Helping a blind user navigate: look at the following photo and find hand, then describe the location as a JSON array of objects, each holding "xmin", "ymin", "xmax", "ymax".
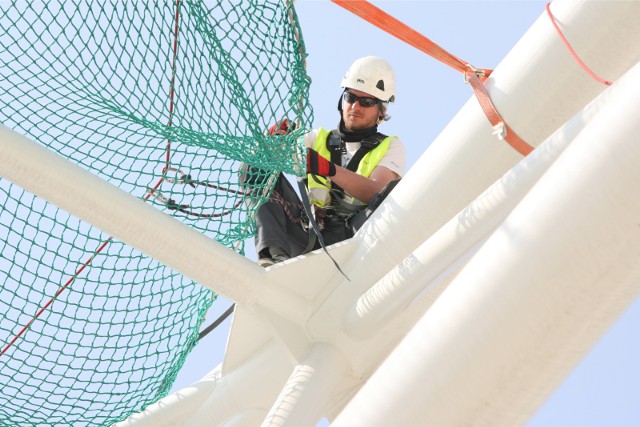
[
  {"xmin": 307, "ymin": 148, "xmax": 336, "ymax": 177},
  {"xmin": 268, "ymin": 118, "xmax": 295, "ymax": 135}
]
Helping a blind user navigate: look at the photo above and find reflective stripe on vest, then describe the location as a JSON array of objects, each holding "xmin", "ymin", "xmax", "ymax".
[{"xmin": 307, "ymin": 128, "xmax": 393, "ymax": 207}]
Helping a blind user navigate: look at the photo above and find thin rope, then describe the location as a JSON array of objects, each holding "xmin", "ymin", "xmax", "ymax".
[
  {"xmin": 546, "ymin": 2, "xmax": 612, "ymax": 86},
  {"xmin": 0, "ymin": 239, "xmax": 112, "ymax": 357}
]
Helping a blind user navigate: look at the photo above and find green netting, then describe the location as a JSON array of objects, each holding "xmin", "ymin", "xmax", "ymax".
[{"xmin": 0, "ymin": 1, "xmax": 312, "ymax": 426}]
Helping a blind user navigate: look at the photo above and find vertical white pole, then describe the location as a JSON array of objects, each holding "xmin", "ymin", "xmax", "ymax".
[{"xmin": 261, "ymin": 343, "xmax": 346, "ymax": 427}]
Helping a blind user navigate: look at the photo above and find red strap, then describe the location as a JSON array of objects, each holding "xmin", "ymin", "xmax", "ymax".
[
  {"xmin": 331, "ymin": 0, "xmax": 535, "ymax": 156},
  {"xmin": 465, "ymin": 71, "xmax": 534, "ymax": 156},
  {"xmin": 331, "ymin": 0, "xmax": 491, "ymax": 79}
]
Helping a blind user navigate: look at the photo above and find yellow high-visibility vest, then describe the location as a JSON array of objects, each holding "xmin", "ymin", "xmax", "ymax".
[{"xmin": 307, "ymin": 128, "xmax": 393, "ymax": 207}]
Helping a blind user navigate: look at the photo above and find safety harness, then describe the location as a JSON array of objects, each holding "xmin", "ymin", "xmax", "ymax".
[
  {"xmin": 307, "ymin": 128, "xmax": 393, "ymax": 215},
  {"xmin": 297, "ymin": 128, "xmax": 396, "ymax": 279}
]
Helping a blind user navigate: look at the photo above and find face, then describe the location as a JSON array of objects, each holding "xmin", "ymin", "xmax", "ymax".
[{"xmin": 341, "ymin": 88, "xmax": 385, "ymax": 131}]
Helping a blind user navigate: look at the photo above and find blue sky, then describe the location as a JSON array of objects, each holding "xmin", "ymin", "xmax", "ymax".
[{"xmin": 172, "ymin": 1, "xmax": 640, "ymax": 425}]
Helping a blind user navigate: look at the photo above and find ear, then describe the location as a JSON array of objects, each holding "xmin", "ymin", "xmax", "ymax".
[{"xmin": 378, "ymin": 105, "xmax": 387, "ymax": 120}]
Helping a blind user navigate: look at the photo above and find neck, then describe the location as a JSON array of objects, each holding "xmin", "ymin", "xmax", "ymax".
[{"xmin": 338, "ymin": 119, "xmax": 378, "ymax": 142}]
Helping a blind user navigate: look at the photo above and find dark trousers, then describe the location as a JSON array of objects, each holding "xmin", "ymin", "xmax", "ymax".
[{"xmin": 254, "ymin": 174, "xmax": 352, "ymax": 258}]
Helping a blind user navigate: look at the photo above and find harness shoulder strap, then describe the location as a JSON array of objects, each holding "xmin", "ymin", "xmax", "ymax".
[
  {"xmin": 324, "ymin": 130, "xmax": 389, "ymax": 205},
  {"xmin": 326, "ymin": 130, "xmax": 388, "ymax": 170},
  {"xmin": 345, "ymin": 132, "xmax": 388, "ymax": 172},
  {"xmin": 326, "ymin": 130, "xmax": 343, "ymax": 166}
]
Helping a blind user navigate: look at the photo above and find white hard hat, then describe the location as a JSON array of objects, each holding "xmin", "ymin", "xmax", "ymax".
[{"xmin": 340, "ymin": 56, "xmax": 396, "ymax": 102}]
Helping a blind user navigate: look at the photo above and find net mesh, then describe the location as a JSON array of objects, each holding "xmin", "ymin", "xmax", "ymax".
[{"xmin": 0, "ymin": 1, "xmax": 312, "ymax": 426}]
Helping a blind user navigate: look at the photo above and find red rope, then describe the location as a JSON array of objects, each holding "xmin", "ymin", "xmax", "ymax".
[
  {"xmin": 0, "ymin": 1, "xmax": 183, "ymax": 359},
  {"xmin": 162, "ymin": 0, "xmax": 182, "ymax": 174},
  {"xmin": 146, "ymin": 0, "xmax": 246, "ymax": 219},
  {"xmin": 545, "ymin": 2, "xmax": 612, "ymax": 86},
  {"xmin": 0, "ymin": 239, "xmax": 112, "ymax": 357}
]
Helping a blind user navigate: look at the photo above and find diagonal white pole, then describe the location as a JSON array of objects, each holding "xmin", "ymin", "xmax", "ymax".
[
  {"xmin": 0, "ymin": 125, "xmax": 310, "ymax": 324},
  {"xmin": 332, "ymin": 59, "xmax": 640, "ymax": 427}
]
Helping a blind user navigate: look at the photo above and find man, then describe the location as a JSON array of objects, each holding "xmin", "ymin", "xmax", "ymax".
[{"xmin": 254, "ymin": 56, "xmax": 406, "ymax": 267}]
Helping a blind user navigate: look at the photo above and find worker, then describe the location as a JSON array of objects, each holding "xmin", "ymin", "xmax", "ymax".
[{"xmin": 252, "ymin": 56, "xmax": 406, "ymax": 267}]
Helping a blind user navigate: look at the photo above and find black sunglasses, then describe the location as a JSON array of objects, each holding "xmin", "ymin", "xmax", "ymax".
[{"xmin": 342, "ymin": 91, "xmax": 380, "ymax": 108}]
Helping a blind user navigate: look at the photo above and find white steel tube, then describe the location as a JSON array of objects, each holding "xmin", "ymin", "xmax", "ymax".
[
  {"xmin": 344, "ymin": 60, "xmax": 611, "ymax": 339},
  {"xmin": 362, "ymin": 0, "xmax": 640, "ymax": 256},
  {"xmin": 121, "ymin": 339, "xmax": 293, "ymax": 427},
  {"xmin": 262, "ymin": 343, "xmax": 346, "ymax": 427},
  {"xmin": 182, "ymin": 339, "xmax": 293, "ymax": 427},
  {"xmin": 332, "ymin": 60, "xmax": 640, "ymax": 427},
  {"xmin": 112, "ymin": 366, "xmax": 220, "ymax": 427},
  {"xmin": 0, "ymin": 126, "xmax": 310, "ymax": 324},
  {"xmin": 308, "ymin": 0, "xmax": 640, "ymax": 338}
]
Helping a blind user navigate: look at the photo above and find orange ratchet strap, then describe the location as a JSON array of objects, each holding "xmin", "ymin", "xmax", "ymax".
[{"xmin": 331, "ymin": 0, "xmax": 534, "ymax": 156}]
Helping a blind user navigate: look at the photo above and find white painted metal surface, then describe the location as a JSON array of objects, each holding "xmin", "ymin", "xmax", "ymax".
[
  {"xmin": 0, "ymin": 124, "xmax": 309, "ymax": 325},
  {"xmin": 332, "ymin": 58, "xmax": 640, "ymax": 427},
  {"xmin": 2, "ymin": 1, "xmax": 640, "ymax": 426}
]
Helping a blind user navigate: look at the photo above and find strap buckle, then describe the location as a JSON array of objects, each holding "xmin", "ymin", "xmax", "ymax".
[
  {"xmin": 492, "ymin": 122, "xmax": 507, "ymax": 140},
  {"xmin": 463, "ymin": 64, "xmax": 486, "ymax": 83}
]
